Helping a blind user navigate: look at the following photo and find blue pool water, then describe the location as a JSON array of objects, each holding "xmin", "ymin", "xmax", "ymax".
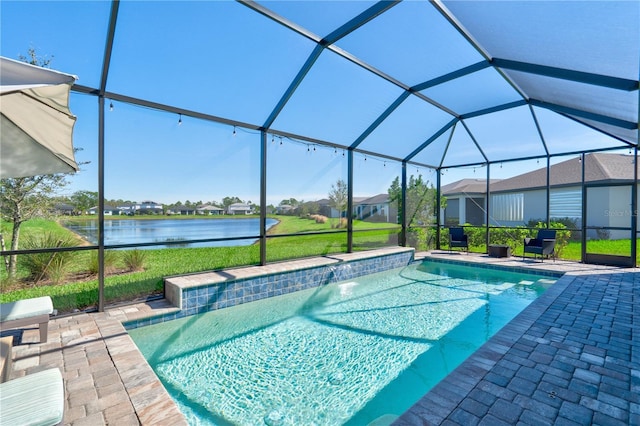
[
  {"xmin": 129, "ymin": 261, "xmax": 557, "ymax": 425},
  {"xmin": 63, "ymin": 218, "xmax": 278, "ymax": 248}
]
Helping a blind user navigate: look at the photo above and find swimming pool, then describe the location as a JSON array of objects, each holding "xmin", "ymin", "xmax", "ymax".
[{"xmin": 129, "ymin": 261, "xmax": 558, "ymax": 425}]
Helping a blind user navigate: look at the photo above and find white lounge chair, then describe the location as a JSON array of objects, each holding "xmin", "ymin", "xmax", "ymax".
[
  {"xmin": 0, "ymin": 296, "xmax": 53, "ymax": 343},
  {"xmin": 0, "ymin": 368, "xmax": 64, "ymax": 425}
]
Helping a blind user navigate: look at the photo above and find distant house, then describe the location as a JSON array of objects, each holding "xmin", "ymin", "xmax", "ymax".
[
  {"xmin": 118, "ymin": 201, "xmax": 164, "ymax": 215},
  {"xmin": 227, "ymin": 203, "xmax": 253, "ymax": 215},
  {"xmin": 197, "ymin": 205, "xmax": 225, "ymax": 215},
  {"xmin": 353, "ymin": 194, "xmax": 396, "ymax": 223},
  {"xmin": 52, "ymin": 203, "xmax": 76, "ymax": 216},
  {"xmin": 137, "ymin": 201, "xmax": 164, "ymax": 215},
  {"xmin": 166, "ymin": 206, "xmax": 191, "ymax": 215},
  {"xmin": 442, "ymin": 153, "xmax": 638, "ymax": 239},
  {"xmin": 315, "ymin": 197, "xmax": 368, "ymax": 218},
  {"xmin": 117, "ymin": 203, "xmax": 136, "ymax": 215},
  {"xmin": 440, "ymin": 179, "xmax": 502, "ymax": 226},
  {"xmin": 313, "ymin": 195, "xmax": 393, "ymax": 220},
  {"xmin": 316, "ymin": 199, "xmax": 336, "ymax": 218},
  {"xmin": 276, "ymin": 204, "xmax": 295, "ymax": 215},
  {"xmin": 88, "ymin": 205, "xmax": 121, "ymax": 215}
]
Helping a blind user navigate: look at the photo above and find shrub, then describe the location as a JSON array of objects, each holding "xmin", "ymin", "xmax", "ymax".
[
  {"xmin": 407, "ymin": 227, "xmax": 436, "ymax": 251},
  {"xmin": 88, "ymin": 250, "xmax": 119, "ymax": 275},
  {"xmin": 489, "ymin": 226, "xmax": 529, "ymax": 253},
  {"xmin": 463, "ymin": 225, "xmax": 486, "ymax": 248},
  {"xmin": 19, "ymin": 232, "xmax": 79, "ymax": 285},
  {"xmin": 332, "ymin": 217, "xmax": 347, "ymax": 228},
  {"xmin": 122, "ymin": 249, "xmax": 147, "ymax": 272},
  {"xmin": 310, "ymin": 214, "xmax": 328, "ymax": 224},
  {"xmin": 406, "ymin": 228, "xmax": 424, "ymax": 250}
]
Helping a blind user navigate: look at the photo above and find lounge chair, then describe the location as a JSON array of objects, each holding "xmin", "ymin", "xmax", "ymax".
[
  {"xmin": 0, "ymin": 296, "xmax": 53, "ymax": 343},
  {"xmin": 0, "ymin": 336, "xmax": 12, "ymax": 383},
  {"xmin": 0, "ymin": 368, "xmax": 64, "ymax": 425},
  {"xmin": 523, "ymin": 229, "xmax": 556, "ymax": 262},
  {"xmin": 448, "ymin": 227, "xmax": 469, "ymax": 253}
]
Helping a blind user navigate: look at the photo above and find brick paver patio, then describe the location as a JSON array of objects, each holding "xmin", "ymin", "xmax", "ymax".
[
  {"xmin": 2, "ymin": 251, "xmax": 639, "ymax": 425},
  {"xmin": 396, "ymin": 254, "xmax": 640, "ymax": 426}
]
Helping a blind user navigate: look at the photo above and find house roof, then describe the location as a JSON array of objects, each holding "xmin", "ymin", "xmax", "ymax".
[
  {"xmin": 90, "ymin": 205, "xmax": 119, "ymax": 211},
  {"xmin": 441, "ymin": 179, "xmax": 502, "ymax": 195},
  {"xmin": 228, "ymin": 203, "xmax": 252, "ymax": 209},
  {"xmin": 491, "ymin": 153, "xmax": 637, "ymax": 193},
  {"xmin": 197, "ymin": 205, "xmax": 224, "ymax": 211},
  {"xmin": 443, "ymin": 153, "xmax": 638, "ymax": 195},
  {"xmin": 54, "ymin": 203, "xmax": 75, "ymax": 211},
  {"xmin": 356, "ymin": 194, "xmax": 389, "ymax": 205}
]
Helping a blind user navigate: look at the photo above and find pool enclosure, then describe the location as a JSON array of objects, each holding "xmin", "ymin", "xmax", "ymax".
[{"xmin": 1, "ymin": 1, "xmax": 638, "ymax": 311}]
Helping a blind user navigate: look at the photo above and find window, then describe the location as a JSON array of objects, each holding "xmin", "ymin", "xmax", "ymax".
[
  {"xmin": 491, "ymin": 193, "xmax": 524, "ymax": 222},
  {"xmin": 550, "ymin": 189, "xmax": 581, "ymax": 219}
]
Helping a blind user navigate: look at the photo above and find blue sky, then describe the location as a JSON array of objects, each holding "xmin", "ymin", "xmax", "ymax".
[{"xmin": 1, "ymin": 1, "xmax": 629, "ymax": 206}]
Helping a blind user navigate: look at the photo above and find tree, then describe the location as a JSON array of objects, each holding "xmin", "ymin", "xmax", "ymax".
[
  {"xmin": 1, "ymin": 175, "xmax": 70, "ymax": 276},
  {"xmin": 388, "ymin": 174, "xmax": 445, "ymax": 250},
  {"xmin": 279, "ymin": 198, "xmax": 299, "ymax": 206},
  {"xmin": 18, "ymin": 48, "xmax": 53, "ymax": 69},
  {"xmin": 328, "ymin": 179, "xmax": 348, "ymax": 224},
  {"xmin": 0, "ymin": 49, "xmax": 72, "ymax": 277},
  {"xmin": 70, "ymin": 190, "xmax": 98, "ymax": 214},
  {"xmin": 299, "ymin": 201, "xmax": 319, "ymax": 217},
  {"xmin": 388, "ymin": 174, "xmax": 442, "ymax": 226}
]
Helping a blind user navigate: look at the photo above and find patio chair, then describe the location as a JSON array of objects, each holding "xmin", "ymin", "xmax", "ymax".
[
  {"xmin": 448, "ymin": 227, "xmax": 469, "ymax": 253},
  {"xmin": 0, "ymin": 368, "xmax": 64, "ymax": 425},
  {"xmin": 523, "ymin": 229, "xmax": 556, "ymax": 262},
  {"xmin": 0, "ymin": 296, "xmax": 53, "ymax": 343}
]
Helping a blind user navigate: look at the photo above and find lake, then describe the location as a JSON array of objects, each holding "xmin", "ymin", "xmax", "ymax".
[{"xmin": 62, "ymin": 218, "xmax": 279, "ymax": 249}]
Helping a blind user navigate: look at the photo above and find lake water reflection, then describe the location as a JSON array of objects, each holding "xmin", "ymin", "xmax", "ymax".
[{"xmin": 63, "ymin": 218, "xmax": 278, "ymax": 249}]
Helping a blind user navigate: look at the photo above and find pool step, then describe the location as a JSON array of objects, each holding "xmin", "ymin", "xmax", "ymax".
[{"xmin": 368, "ymin": 414, "xmax": 399, "ymax": 426}]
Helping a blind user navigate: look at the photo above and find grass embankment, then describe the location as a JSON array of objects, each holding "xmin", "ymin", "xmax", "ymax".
[{"xmin": 0, "ymin": 215, "xmax": 398, "ymax": 312}]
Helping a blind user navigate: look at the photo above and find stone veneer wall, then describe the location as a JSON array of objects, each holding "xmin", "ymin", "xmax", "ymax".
[{"xmin": 124, "ymin": 249, "xmax": 414, "ymax": 330}]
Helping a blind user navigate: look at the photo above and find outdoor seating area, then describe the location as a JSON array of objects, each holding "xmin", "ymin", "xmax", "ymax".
[
  {"xmin": 448, "ymin": 227, "xmax": 469, "ymax": 253},
  {"xmin": 0, "ymin": 296, "xmax": 54, "ymax": 343},
  {"xmin": 0, "ymin": 368, "xmax": 65, "ymax": 426},
  {"xmin": 523, "ymin": 229, "xmax": 557, "ymax": 262}
]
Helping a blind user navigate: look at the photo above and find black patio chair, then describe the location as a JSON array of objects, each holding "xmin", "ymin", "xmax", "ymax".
[
  {"xmin": 523, "ymin": 229, "xmax": 556, "ymax": 262},
  {"xmin": 448, "ymin": 227, "xmax": 468, "ymax": 253}
]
